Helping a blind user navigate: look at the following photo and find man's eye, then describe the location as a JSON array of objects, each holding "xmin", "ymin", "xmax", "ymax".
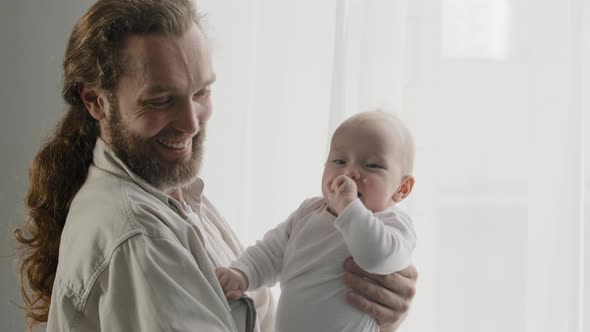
[
  {"xmin": 332, "ymin": 160, "xmax": 345, "ymax": 165},
  {"xmin": 148, "ymin": 97, "xmax": 173, "ymax": 107}
]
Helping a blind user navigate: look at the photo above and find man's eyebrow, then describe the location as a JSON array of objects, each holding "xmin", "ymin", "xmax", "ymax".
[
  {"xmin": 142, "ymin": 84, "xmax": 178, "ymax": 95},
  {"xmin": 142, "ymin": 74, "xmax": 216, "ymax": 96}
]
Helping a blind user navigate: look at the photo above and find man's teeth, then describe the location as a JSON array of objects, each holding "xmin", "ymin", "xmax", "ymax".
[{"xmin": 157, "ymin": 138, "xmax": 190, "ymax": 149}]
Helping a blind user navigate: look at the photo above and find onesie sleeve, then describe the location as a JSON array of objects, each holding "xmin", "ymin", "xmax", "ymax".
[
  {"xmin": 333, "ymin": 199, "xmax": 416, "ymax": 274},
  {"xmin": 230, "ymin": 198, "xmax": 321, "ymax": 290}
]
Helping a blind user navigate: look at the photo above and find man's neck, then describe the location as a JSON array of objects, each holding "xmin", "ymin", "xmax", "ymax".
[{"xmin": 168, "ymin": 188, "xmax": 184, "ymax": 203}]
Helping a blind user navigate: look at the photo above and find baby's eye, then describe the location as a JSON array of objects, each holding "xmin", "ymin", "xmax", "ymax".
[
  {"xmin": 195, "ymin": 85, "xmax": 212, "ymax": 99},
  {"xmin": 365, "ymin": 163, "xmax": 383, "ymax": 169}
]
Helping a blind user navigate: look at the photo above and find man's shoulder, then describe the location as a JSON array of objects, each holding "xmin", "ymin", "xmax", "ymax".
[
  {"xmin": 66, "ymin": 165, "xmax": 174, "ymax": 238},
  {"xmin": 55, "ymin": 165, "xmax": 182, "ymax": 306}
]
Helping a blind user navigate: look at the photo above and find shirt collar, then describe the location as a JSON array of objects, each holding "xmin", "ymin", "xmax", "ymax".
[
  {"xmin": 92, "ymin": 137, "xmax": 206, "ymax": 214},
  {"xmin": 183, "ymin": 177, "xmax": 205, "ymax": 207}
]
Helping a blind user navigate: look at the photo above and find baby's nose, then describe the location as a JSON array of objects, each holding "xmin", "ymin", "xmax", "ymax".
[{"xmin": 344, "ymin": 165, "xmax": 361, "ymax": 179}]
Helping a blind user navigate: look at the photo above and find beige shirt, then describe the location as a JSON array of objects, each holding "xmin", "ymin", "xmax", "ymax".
[
  {"xmin": 47, "ymin": 138, "xmax": 275, "ymax": 332},
  {"xmin": 183, "ymin": 185, "xmax": 276, "ymax": 332}
]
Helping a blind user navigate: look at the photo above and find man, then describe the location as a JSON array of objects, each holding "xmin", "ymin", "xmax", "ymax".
[{"xmin": 15, "ymin": 0, "xmax": 417, "ymax": 331}]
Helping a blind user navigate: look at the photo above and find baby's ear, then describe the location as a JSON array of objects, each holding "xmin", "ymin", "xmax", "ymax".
[{"xmin": 393, "ymin": 176, "xmax": 415, "ymax": 202}]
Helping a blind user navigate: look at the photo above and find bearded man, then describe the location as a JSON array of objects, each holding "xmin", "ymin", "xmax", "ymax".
[{"xmin": 15, "ymin": 1, "xmax": 417, "ymax": 331}]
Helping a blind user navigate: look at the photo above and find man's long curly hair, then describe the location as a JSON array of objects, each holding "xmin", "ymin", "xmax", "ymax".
[{"xmin": 13, "ymin": 0, "xmax": 198, "ymax": 328}]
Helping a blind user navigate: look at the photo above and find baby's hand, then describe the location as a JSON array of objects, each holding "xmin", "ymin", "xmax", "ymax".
[
  {"xmin": 215, "ymin": 267, "xmax": 249, "ymax": 300},
  {"xmin": 325, "ymin": 175, "xmax": 357, "ymax": 215}
]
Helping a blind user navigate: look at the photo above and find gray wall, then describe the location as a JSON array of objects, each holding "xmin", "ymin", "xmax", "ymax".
[{"xmin": 0, "ymin": 1, "xmax": 94, "ymax": 330}]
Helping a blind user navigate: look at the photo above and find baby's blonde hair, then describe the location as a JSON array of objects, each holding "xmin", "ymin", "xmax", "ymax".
[{"xmin": 341, "ymin": 110, "xmax": 414, "ymax": 176}]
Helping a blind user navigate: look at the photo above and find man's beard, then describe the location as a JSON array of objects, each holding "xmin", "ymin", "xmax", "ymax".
[{"xmin": 106, "ymin": 102, "xmax": 205, "ymax": 192}]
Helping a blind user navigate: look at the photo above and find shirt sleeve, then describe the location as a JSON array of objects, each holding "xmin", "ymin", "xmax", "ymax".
[
  {"xmin": 90, "ymin": 234, "xmax": 238, "ymax": 332},
  {"xmin": 333, "ymin": 199, "xmax": 416, "ymax": 274}
]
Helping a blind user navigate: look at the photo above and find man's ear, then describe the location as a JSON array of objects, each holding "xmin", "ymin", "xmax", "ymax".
[
  {"xmin": 78, "ymin": 83, "xmax": 109, "ymax": 121},
  {"xmin": 393, "ymin": 176, "xmax": 415, "ymax": 203}
]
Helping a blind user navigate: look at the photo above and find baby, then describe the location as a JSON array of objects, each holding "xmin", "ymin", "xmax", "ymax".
[{"xmin": 216, "ymin": 111, "xmax": 416, "ymax": 332}]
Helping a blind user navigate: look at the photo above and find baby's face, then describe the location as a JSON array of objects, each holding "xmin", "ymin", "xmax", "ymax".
[{"xmin": 321, "ymin": 118, "xmax": 407, "ymax": 213}]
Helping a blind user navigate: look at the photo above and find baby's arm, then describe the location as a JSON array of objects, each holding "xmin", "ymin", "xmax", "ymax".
[
  {"xmin": 335, "ymin": 199, "xmax": 415, "ymax": 274},
  {"xmin": 215, "ymin": 267, "xmax": 249, "ymax": 300},
  {"xmin": 228, "ymin": 220, "xmax": 289, "ymax": 291},
  {"xmin": 224, "ymin": 199, "xmax": 317, "ymax": 291},
  {"xmin": 326, "ymin": 175, "xmax": 416, "ymax": 274}
]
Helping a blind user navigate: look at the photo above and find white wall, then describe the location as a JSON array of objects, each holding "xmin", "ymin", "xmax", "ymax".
[{"xmin": 0, "ymin": 1, "xmax": 95, "ymax": 331}]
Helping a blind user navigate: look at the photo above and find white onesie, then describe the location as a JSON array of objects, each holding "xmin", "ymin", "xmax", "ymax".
[{"xmin": 230, "ymin": 197, "xmax": 416, "ymax": 332}]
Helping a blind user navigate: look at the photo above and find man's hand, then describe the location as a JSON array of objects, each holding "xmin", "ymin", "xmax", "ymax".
[
  {"xmin": 343, "ymin": 258, "xmax": 418, "ymax": 332},
  {"xmin": 324, "ymin": 175, "xmax": 358, "ymax": 215},
  {"xmin": 215, "ymin": 267, "xmax": 249, "ymax": 300}
]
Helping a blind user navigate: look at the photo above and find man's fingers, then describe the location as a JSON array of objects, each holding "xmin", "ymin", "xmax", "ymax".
[
  {"xmin": 397, "ymin": 264, "xmax": 418, "ymax": 280},
  {"xmin": 343, "ymin": 258, "xmax": 417, "ymax": 331},
  {"xmin": 344, "ymin": 274, "xmax": 409, "ymax": 332},
  {"xmin": 346, "ymin": 290, "xmax": 390, "ymax": 318},
  {"xmin": 345, "ymin": 291, "xmax": 404, "ymax": 331},
  {"xmin": 343, "ymin": 258, "xmax": 388, "ymax": 283},
  {"xmin": 343, "ymin": 258, "xmax": 417, "ymax": 299},
  {"xmin": 344, "ymin": 271, "xmax": 406, "ymax": 311},
  {"xmin": 393, "ymin": 265, "xmax": 418, "ymax": 299}
]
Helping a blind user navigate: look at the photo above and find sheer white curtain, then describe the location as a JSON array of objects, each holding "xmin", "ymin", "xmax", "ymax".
[{"xmin": 197, "ymin": 0, "xmax": 588, "ymax": 331}]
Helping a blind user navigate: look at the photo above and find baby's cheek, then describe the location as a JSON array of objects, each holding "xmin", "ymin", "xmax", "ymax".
[
  {"xmin": 321, "ymin": 169, "xmax": 334, "ymax": 189},
  {"xmin": 320, "ymin": 180, "xmax": 330, "ymax": 198}
]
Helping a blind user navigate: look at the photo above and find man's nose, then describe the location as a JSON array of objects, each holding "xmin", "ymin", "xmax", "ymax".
[{"xmin": 173, "ymin": 100, "xmax": 201, "ymax": 135}]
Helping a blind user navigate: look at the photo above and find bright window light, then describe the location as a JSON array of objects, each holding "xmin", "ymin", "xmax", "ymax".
[{"xmin": 442, "ymin": 0, "xmax": 511, "ymax": 60}]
